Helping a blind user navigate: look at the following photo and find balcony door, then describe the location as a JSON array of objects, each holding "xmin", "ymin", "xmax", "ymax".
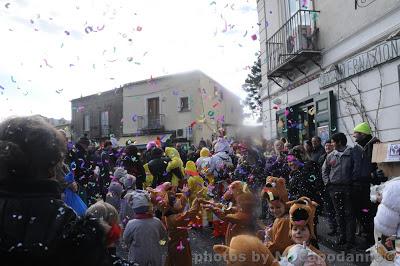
[{"xmin": 147, "ymin": 97, "xmax": 160, "ymax": 129}]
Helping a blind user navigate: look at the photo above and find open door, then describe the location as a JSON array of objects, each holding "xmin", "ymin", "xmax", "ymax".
[{"xmin": 313, "ymin": 90, "xmax": 336, "ymax": 144}]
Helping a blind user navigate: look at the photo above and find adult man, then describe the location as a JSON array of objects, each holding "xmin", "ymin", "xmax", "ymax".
[
  {"xmin": 318, "ymin": 140, "xmax": 337, "ymax": 236},
  {"xmin": 352, "ymin": 122, "xmax": 383, "ymax": 246},
  {"xmin": 311, "ymin": 136, "xmax": 326, "ymax": 164},
  {"xmin": 322, "ymin": 133, "xmax": 359, "ymax": 249}
]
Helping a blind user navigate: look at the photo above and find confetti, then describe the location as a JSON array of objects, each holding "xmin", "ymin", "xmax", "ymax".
[
  {"xmin": 176, "ymin": 241, "xmax": 185, "ymax": 252},
  {"xmin": 243, "ymin": 30, "xmax": 248, "ymax": 37},
  {"xmin": 159, "ymin": 240, "xmax": 166, "ymax": 246},
  {"xmin": 85, "ymin": 26, "xmax": 94, "ymax": 34},
  {"xmin": 207, "ymin": 110, "xmax": 215, "ymax": 117},
  {"xmin": 97, "ymin": 25, "xmax": 105, "ymax": 31},
  {"xmin": 131, "ymin": 114, "xmax": 137, "ymax": 122},
  {"xmin": 190, "ymin": 121, "xmax": 197, "ymax": 127},
  {"xmin": 222, "ymin": 19, "xmax": 227, "ymax": 33},
  {"xmin": 127, "ymin": 57, "xmax": 133, "ymax": 62},
  {"xmin": 136, "ymin": 26, "xmax": 142, "ymax": 31},
  {"xmin": 212, "ymin": 102, "xmax": 219, "ymax": 108},
  {"xmin": 251, "ymin": 34, "xmax": 257, "ymax": 41},
  {"xmin": 172, "ymin": 90, "xmax": 179, "ymax": 96},
  {"xmin": 284, "ymin": 109, "xmax": 290, "ymax": 116},
  {"xmin": 5, "ymin": 3, "xmax": 10, "ymax": 8},
  {"xmin": 56, "ymin": 89, "xmax": 63, "ymax": 94},
  {"xmin": 209, "ymin": 1, "xmax": 216, "ymax": 5},
  {"xmin": 43, "ymin": 59, "xmax": 53, "ymax": 68},
  {"xmin": 11, "ymin": 76, "xmax": 16, "ymax": 83}
]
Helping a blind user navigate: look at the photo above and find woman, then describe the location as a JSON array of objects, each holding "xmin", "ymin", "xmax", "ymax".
[{"xmin": 0, "ymin": 116, "xmax": 127, "ymax": 266}]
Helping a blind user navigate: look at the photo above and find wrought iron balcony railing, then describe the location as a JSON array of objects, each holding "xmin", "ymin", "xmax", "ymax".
[
  {"xmin": 266, "ymin": 9, "xmax": 321, "ymax": 77},
  {"xmin": 137, "ymin": 114, "xmax": 165, "ymax": 131}
]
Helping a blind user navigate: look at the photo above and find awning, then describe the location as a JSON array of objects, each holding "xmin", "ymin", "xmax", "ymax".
[{"xmin": 118, "ymin": 134, "xmax": 172, "ymax": 147}]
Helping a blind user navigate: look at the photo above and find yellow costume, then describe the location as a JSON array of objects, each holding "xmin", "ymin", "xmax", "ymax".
[{"xmin": 165, "ymin": 147, "xmax": 185, "ymax": 187}]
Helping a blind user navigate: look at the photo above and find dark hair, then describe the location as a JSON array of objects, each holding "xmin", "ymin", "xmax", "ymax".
[
  {"xmin": 312, "ymin": 136, "xmax": 321, "ymax": 142},
  {"xmin": 104, "ymin": 140, "xmax": 112, "ymax": 148},
  {"xmin": 78, "ymin": 133, "xmax": 90, "ymax": 146},
  {"xmin": 124, "ymin": 144, "xmax": 139, "ymax": 157},
  {"xmin": 0, "ymin": 116, "xmax": 66, "ymax": 181},
  {"xmin": 331, "ymin": 133, "xmax": 347, "ymax": 146},
  {"xmin": 304, "ymin": 140, "xmax": 312, "ymax": 146},
  {"xmin": 151, "ymin": 147, "xmax": 163, "ymax": 158},
  {"xmin": 325, "ymin": 139, "xmax": 332, "ymax": 144},
  {"xmin": 289, "ymin": 146, "xmax": 305, "ymax": 162},
  {"xmin": 280, "ymin": 137, "xmax": 287, "ymax": 144}
]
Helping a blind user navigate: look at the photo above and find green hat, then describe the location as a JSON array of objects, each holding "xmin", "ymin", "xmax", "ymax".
[{"xmin": 354, "ymin": 122, "xmax": 372, "ymax": 135}]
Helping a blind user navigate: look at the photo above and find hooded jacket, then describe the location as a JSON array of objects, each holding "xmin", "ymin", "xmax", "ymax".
[
  {"xmin": 322, "ymin": 146, "xmax": 360, "ymax": 186},
  {"xmin": 353, "ymin": 135, "xmax": 380, "ymax": 184}
]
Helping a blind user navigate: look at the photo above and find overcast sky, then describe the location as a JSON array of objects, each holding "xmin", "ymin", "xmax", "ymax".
[{"xmin": 0, "ymin": 0, "xmax": 260, "ymax": 121}]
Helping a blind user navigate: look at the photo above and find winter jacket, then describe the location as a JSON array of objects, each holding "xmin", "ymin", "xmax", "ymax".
[
  {"xmin": 211, "ymin": 151, "xmax": 233, "ymax": 179},
  {"xmin": 352, "ymin": 136, "xmax": 380, "ymax": 185},
  {"xmin": 0, "ymin": 178, "xmax": 123, "ymax": 266},
  {"xmin": 120, "ymin": 155, "xmax": 146, "ymax": 189},
  {"xmin": 322, "ymin": 146, "xmax": 360, "ymax": 186}
]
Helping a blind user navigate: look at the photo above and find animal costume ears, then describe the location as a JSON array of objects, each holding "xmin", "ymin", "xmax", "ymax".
[
  {"xmin": 287, "ymin": 197, "xmax": 319, "ymax": 240},
  {"xmin": 262, "ymin": 176, "xmax": 289, "ymax": 203}
]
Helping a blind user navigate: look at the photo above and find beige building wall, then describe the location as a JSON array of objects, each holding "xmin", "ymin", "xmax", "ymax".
[{"xmin": 123, "ymin": 71, "xmax": 243, "ymax": 145}]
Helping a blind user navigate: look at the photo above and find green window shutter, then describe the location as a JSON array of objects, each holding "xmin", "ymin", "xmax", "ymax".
[{"xmin": 313, "ymin": 90, "xmax": 337, "ymax": 143}]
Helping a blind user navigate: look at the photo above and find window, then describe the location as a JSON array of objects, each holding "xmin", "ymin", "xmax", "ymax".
[
  {"xmin": 84, "ymin": 114, "xmax": 90, "ymax": 132},
  {"xmin": 284, "ymin": 0, "xmax": 314, "ymax": 20},
  {"xmin": 100, "ymin": 111, "xmax": 109, "ymax": 136},
  {"xmin": 179, "ymin": 97, "xmax": 190, "ymax": 112}
]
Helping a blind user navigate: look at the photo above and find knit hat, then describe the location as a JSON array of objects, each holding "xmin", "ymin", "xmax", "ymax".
[
  {"xmin": 130, "ymin": 190, "xmax": 151, "ymax": 214},
  {"xmin": 146, "ymin": 141, "xmax": 156, "ymax": 151},
  {"xmin": 108, "ymin": 181, "xmax": 123, "ymax": 196},
  {"xmin": 354, "ymin": 122, "xmax": 372, "ymax": 135},
  {"xmin": 121, "ymin": 174, "xmax": 136, "ymax": 189},
  {"xmin": 200, "ymin": 147, "xmax": 210, "ymax": 157},
  {"xmin": 374, "ymin": 180, "xmax": 400, "ymax": 236},
  {"xmin": 113, "ymin": 167, "xmax": 127, "ymax": 181},
  {"xmin": 287, "ymin": 197, "xmax": 318, "ymax": 240}
]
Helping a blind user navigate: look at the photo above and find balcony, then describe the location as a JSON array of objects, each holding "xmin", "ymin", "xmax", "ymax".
[
  {"xmin": 266, "ymin": 9, "xmax": 321, "ymax": 78},
  {"xmin": 137, "ymin": 114, "xmax": 165, "ymax": 133}
]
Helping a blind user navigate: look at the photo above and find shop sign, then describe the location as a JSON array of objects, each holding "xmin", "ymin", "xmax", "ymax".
[{"xmin": 319, "ymin": 38, "xmax": 400, "ymax": 89}]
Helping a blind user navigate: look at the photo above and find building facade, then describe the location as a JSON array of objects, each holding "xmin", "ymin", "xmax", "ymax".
[
  {"xmin": 70, "ymin": 88, "xmax": 123, "ymax": 141},
  {"xmin": 122, "ymin": 70, "xmax": 243, "ymax": 147},
  {"xmin": 257, "ymin": 0, "xmax": 400, "ymax": 145}
]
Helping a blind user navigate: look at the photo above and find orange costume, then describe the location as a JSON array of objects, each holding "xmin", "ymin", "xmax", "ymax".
[
  {"xmin": 163, "ymin": 193, "xmax": 200, "ymax": 266},
  {"xmin": 263, "ymin": 176, "xmax": 294, "ymax": 257}
]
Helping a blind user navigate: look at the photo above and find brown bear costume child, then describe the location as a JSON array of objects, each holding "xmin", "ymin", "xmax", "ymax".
[
  {"xmin": 283, "ymin": 196, "xmax": 325, "ymax": 260},
  {"xmin": 213, "ymin": 234, "xmax": 280, "ymax": 266},
  {"xmin": 262, "ymin": 176, "xmax": 294, "ymax": 257}
]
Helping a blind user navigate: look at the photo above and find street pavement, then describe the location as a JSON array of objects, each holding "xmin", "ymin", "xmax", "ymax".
[{"xmin": 118, "ymin": 221, "xmax": 372, "ymax": 265}]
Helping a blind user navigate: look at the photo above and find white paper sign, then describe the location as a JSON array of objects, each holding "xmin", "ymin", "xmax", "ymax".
[{"xmin": 386, "ymin": 143, "xmax": 400, "ymax": 161}]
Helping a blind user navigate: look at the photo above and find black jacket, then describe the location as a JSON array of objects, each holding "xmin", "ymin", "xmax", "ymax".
[
  {"xmin": 0, "ymin": 178, "xmax": 125, "ymax": 266},
  {"xmin": 353, "ymin": 136, "xmax": 380, "ymax": 185},
  {"xmin": 147, "ymin": 156, "xmax": 171, "ymax": 187}
]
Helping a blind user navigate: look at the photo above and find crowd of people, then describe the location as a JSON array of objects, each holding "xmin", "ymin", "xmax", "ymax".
[{"xmin": 0, "ymin": 115, "xmax": 399, "ymax": 266}]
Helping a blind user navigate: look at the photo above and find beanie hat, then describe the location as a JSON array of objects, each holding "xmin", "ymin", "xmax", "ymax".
[
  {"xmin": 146, "ymin": 141, "xmax": 156, "ymax": 151},
  {"xmin": 354, "ymin": 122, "xmax": 372, "ymax": 135},
  {"xmin": 113, "ymin": 167, "xmax": 127, "ymax": 181},
  {"xmin": 121, "ymin": 174, "xmax": 136, "ymax": 189},
  {"xmin": 200, "ymin": 147, "xmax": 210, "ymax": 157},
  {"xmin": 151, "ymin": 147, "xmax": 163, "ymax": 158},
  {"xmin": 108, "ymin": 181, "xmax": 123, "ymax": 196},
  {"xmin": 374, "ymin": 180, "xmax": 400, "ymax": 236},
  {"xmin": 131, "ymin": 190, "xmax": 151, "ymax": 213}
]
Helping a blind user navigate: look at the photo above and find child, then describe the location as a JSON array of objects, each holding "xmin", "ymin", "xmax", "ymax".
[
  {"xmin": 262, "ymin": 176, "xmax": 294, "ymax": 258},
  {"xmin": 86, "ymin": 201, "xmax": 122, "ymax": 256},
  {"xmin": 195, "ymin": 147, "xmax": 214, "ymax": 185},
  {"xmin": 119, "ymin": 174, "xmax": 136, "ymax": 226},
  {"xmin": 163, "ymin": 191, "xmax": 201, "ymax": 266},
  {"xmin": 106, "ymin": 180, "xmax": 123, "ymax": 212},
  {"xmin": 184, "ymin": 160, "xmax": 206, "ymax": 228},
  {"xmin": 213, "ymin": 235, "xmax": 280, "ymax": 266},
  {"xmin": 281, "ymin": 197, "xmax": 325, "ymax": 262},
  {"xmin": 206, "ymin": 188, "xmax": 258, "ymax": 245},
  {"xmin": 123, "ymin": 190, "xmax": 166, "ymax": 266}
]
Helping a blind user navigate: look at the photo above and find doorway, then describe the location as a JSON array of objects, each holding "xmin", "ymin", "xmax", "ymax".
[{"xmin": 147, "ymin": 97, "xmax": 160, "ymax": 129}]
